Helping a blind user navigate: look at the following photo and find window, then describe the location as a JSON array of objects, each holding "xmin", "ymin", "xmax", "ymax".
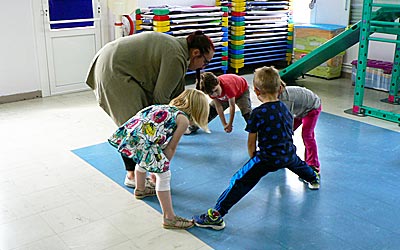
[
  {"xmin": 350, "ymin": 0, "xmax": 399, "ymax": 25},
  {"xmin": 49, "ymin": 0, "xmax": 94, "ymax": 29}
]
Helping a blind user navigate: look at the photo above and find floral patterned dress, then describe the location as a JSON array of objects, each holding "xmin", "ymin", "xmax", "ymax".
[{"xmin": 108, "ymin": 105, "xmax": 187, "ymax": 173}]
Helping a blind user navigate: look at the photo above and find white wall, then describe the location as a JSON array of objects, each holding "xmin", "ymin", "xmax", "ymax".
[
  {"xmin": 292, "ymin": 0, "xmax": 311, "ymax": 24},
  {"xmin": 0, "ymin": 0, "xmax": 215, "ymax": 98},
  {"xmin": 0, "ymin": 1, "xmax": 41, "ymax": 96},
  {"xmin": 310, "ymin": 0, "xmax": 350, "ymax": 27},
  {"xmin": 343, "ymin": 30, "xmax": 396, "ymax": 73}
]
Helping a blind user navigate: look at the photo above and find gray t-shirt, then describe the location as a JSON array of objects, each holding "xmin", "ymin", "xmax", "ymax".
[{"xmin": 278, "ymin": 86, "xmax": 321, "ymax": 118}]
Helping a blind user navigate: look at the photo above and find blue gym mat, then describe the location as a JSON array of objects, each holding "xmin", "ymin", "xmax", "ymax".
[{"xmin": 72, "ymin": 112, "xmax": 400, "ymax": 250}]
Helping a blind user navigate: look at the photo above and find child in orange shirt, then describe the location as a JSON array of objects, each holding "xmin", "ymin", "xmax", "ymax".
[{"xmin": 187, "ymin": 72, "xmax": 252, "ymax": 134}]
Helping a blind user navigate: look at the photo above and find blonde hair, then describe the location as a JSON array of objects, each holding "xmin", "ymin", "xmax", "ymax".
[
  {"xmin": 253, "ymin": 66, "xmax": 281, "ymax": 95},
  {"xmin": 169, "ymin": 89, "xmax": 210, "ymax": 132}
]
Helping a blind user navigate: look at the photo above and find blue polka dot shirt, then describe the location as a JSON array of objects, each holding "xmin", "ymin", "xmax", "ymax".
[{"xmin": 245, "ymin": 101, "xmax": 297, "ymax": 162}]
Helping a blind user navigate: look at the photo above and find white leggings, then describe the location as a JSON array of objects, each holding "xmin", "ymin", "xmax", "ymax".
[{"xmin": 136, "ymin": 166, "xmax": 171, "ymax": 191}]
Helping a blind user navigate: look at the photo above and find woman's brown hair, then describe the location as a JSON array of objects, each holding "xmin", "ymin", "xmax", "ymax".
[{"xmin": 187, "ymin": 31, "xmax": 215, "ymax": 90}]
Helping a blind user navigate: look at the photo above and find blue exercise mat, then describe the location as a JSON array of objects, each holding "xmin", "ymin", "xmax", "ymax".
[{"xmin": 72, "ymin": 112, "xmax": 400, "ymax": 250}]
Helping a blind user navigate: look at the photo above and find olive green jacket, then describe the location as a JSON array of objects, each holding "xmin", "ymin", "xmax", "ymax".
[{"xmin": 86, "ymin": 32, "xmax": 190, "ymax": 126}]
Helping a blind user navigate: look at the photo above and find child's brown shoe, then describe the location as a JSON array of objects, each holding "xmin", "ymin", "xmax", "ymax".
[
  {"xmin": 134, "ymin": 187, "xmax": 156, "ymax": 199},
  {"xmin": 163, "ymin": 216, "xmax": 194, "ymax": 229}
]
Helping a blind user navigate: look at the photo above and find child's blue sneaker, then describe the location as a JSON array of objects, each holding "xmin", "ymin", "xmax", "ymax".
[
  {"xmin": 193, "ymin": 208, "xmax": 225, "ymax": 230},
  {"xmin": 308, "ymin": 175, "xmax": 320, "ymax": 190},
  {"xmin": 299, "ymin": 171, "xmax": 320, "ymax": 190}
]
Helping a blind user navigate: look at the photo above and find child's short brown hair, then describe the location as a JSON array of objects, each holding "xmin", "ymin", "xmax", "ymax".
[
  {"xmin": 198, "ymin": 72, "xmax": 219, "ymax": 95},
  {"xmin": 253, "ymin": 66, "xmax": 281, "ymax": 95}
]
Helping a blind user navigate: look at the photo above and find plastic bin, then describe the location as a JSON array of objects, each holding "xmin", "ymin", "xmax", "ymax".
[{"xmin": 351, "ymin": 59, "xmax": 394, "ymax": 92}]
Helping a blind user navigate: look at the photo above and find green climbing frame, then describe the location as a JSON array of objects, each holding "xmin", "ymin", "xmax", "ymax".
[
  {"xmin": 280, "ymin": 0, "xmax": 400, "ymax": 125},
  {"xmin": 352, "ymin": 0, "xmax": 400, "ymax": 124}
]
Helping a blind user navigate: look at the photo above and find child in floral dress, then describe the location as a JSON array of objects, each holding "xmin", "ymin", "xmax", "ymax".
[{"xmin": 109, "ymin": 89, "xmax": 209, "ymax": 229}]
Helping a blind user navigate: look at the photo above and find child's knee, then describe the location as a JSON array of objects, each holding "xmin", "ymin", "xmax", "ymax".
[
  {"xmin": 155, "ymin": 171, "xmax": 171, "ymax": 191},
  {"xmin": 136, "ymin": 166, "xmax": 147, "ymax": 173}
]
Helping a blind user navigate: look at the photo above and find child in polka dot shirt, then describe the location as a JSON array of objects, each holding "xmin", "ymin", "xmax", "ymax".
[{"xmin": 193, "ymin": 66, "xmax": 320, "ymax": 230}]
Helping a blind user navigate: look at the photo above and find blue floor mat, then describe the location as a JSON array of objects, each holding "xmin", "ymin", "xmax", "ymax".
[{"xmin": 72, "ymin": 112, "xmax": 400, "ymax": 250}]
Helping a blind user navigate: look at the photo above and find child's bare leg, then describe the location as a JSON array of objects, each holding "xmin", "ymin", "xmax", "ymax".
[
  {"xmin": 157, "ymin": 190, "xmax": 175, "ymax": 220},
  {"xmin": 127, "ymin": 170, "xmax": 135, "ymax": 180},
  {"xmin": 134, "ymin": 167, "xmax": 156, "ymax": 199},
  {"xmin": 158, "ymin": 190, "xmax": 194, "ymax": 229},
  {"xmin": 154, "ymin": 172, "xmax": 175, "ymax": 219},
  {"xmin": 135, "ymin": 169, "xmax": 146, "ymax": 191},
  {"xmin": 155, "ymin": 172, "xmax": 194, "ymax": 229},
  {"xmin": 149, "ymin": 173, "xmax": 156, "ymax": 184},
  {"xmin": 159, "ymin": 190, "xmax": 195, "ymax": 229}
]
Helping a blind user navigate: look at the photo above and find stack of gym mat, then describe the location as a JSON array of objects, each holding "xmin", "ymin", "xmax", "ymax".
[
  {"xmin": 226, "ymin": 0, "xmax": 293, "ymax": 73},
  {"xmin": 135, "ymin": 5, "xmax": 229, "ymax": 74},
  {"xmin": 293, "ymin": 23, "xmax": 345, "ymax": 79},
  {"xmin": 226, "ymin": 0, "xmax": 246, "ymax": 72}
]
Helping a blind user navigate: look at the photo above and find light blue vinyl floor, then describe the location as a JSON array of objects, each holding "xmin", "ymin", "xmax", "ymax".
[{"xmin": 73, "ymin": 112, "xmax": 400, "ymax": 250}]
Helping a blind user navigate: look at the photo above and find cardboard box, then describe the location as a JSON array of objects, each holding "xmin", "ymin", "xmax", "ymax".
[
  {"xmin": 293, "ymin": 23, "xmax": 346, "ymax": 79},
  {"xmin": 294, "ymin": 23, "xmax": 345, "ymax": 51},
  {"xmin": 294, "ymin": 49, "xmax": 343, "ymax": 68},
  {"xmin": 293, "ymin": 49, "xmax": 344, "ymax": 79}
]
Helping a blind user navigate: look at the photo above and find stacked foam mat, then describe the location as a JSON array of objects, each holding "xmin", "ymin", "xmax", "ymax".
[
  {"xmin": 135, "ymin": 5, "xmax": 229, "ymax": 74},
  {"xmin": 218, "ymin": 0, "xmax": 293, "ymax": 73}
]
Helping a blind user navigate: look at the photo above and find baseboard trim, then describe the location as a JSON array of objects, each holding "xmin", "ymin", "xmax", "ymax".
[
  {"xmin": 341, "ymin": 71, "xmax": 352, "ymax": 79},
  {"xmin": 339, "ymin": 62, "xmax": 352, "ymax": 79},
  {"xmin": 0, "ymin": 91, "xmax": 42, "ymax": 104}
]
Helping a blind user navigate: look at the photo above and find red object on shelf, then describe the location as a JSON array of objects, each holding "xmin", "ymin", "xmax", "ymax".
[
  {"xmin": 231, "ymin": 12, "xmax": 246, "ymax": 17},
  {"xmin": 153, "ymin": 15, "xmax": 170, "ymax": 21},
  {"xmin": 123, "ymin": 15, "xmax": 134, "ymax": 35}
]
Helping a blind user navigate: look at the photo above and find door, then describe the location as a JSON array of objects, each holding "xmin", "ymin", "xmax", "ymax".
[
  {"xmin": 310, "ymin": 0, "xmax": 351, "ymax": 27},
  {"xmin": 42, "ymin": 0, "xmax": 102, "ymax": 95}
]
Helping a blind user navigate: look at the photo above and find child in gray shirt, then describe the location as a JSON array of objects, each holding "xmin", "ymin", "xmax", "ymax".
[{"xmin": 278, "ymin": 81, "xmax": 322, "ymax": 173}]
